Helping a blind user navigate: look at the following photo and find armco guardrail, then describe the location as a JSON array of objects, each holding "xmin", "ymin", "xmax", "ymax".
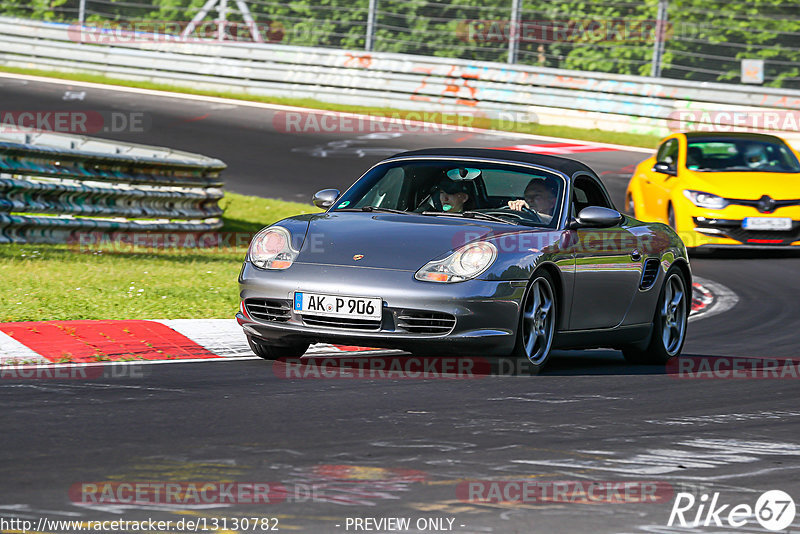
[
  {"xmin": 0, "ymin": 131, "xmax": 225, "ymax": 244},
  {"xmin": 1, "ymin": 17, "xmax": 800, "ymax": 145}
]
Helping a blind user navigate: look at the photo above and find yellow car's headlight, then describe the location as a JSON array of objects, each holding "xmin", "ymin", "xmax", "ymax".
[{"xmin": 683, "ymin": 190, "xmax": 729, "ymax": 210}]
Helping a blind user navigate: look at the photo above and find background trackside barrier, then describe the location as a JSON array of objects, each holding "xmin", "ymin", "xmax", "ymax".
[
  {"xmin": 0, "ymin": 131, "xmax": 226, "ymax": 244},
  {"xmin": 0, "ymin": 18, "xmax": 800, "ymax": 145}
]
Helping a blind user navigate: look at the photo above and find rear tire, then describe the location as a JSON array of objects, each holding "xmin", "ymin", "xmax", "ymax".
[
  {"xmin": 623, "ymin": 266, "xmax": 688, "ymax": 364},
  {"xmin": 508, "ymin": 270, "xmax": 557, "ymax": 375},
  {"xmin": 247, "ymin": 336, "xmax": 309, "ymax": 360}
]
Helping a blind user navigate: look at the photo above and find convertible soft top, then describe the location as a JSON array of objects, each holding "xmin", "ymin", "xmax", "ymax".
[{"xmin": 386, "ymin": 148, "xmax": 597, "ymax": 177}]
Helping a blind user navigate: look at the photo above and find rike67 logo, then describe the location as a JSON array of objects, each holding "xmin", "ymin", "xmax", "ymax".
[{"xmin": 668, "ymin": 490, "xmax": 796, "ymax": 531}]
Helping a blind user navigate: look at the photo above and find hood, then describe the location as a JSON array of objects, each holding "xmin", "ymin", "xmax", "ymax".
[
  {"xmin": 685, "ymin": 170, "xmax": 800, "ymax": 200},
  {"xmin": 295, "ymin": 212, "xmax": 508, "ymax": 270}
]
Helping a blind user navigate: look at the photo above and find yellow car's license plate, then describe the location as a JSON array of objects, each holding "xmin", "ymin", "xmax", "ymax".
[{"xmin": 742, "ymin": 217, "xmax": 792, "ymax": 231}]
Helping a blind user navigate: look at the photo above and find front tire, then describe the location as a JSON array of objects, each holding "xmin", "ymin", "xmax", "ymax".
[
  {"xmin": 626, "ymin": 193, "xmax": 636, "ymax": 217},
  {"xmin": 667, "ymin": 204, "xmax": 676, "ymax": 230},
  {"xmin": 509, "ymin": 270, "xmax": 557, "ymax": 374},
  {"xmin": 247, "ymin": 336, "xmax": 309, "ymax": 360},
  {"xmin": 623, "ymin": 267, "xmax": 688, "ymax": 364}
]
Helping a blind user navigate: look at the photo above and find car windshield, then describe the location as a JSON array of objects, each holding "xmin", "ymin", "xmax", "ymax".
[
  {"xmin": 686, "ymin": 139, "xmax": 800, "ymax": 173},
  {"xmin": 331, "ymin": 160, "xmax": 566, "ymax": 227}
]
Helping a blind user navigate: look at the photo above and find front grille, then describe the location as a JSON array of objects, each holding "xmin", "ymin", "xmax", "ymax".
[
  {"xmin": 693, "ymin": 218, "xmax": 800, "ymax": 245},
  {"xmin": 726, "ymin": 197, "xmax": 800, "ymax": 213},
  {"xmin": 640, "ymin": 258, "xmax": 659, "ymax": 289},
  {"xmin": 725, "ymin": 227, "xmax": 800, "ymax": 244},
  {"xmin": 301, "ymin": 314, "xmax": 381, "ymax": 331},
  {"xmin": 397, "ymin": 311, "xmax": 456, "ymax": 335},
  {"xmin": 245, "ymin": 299, "xmax": 291, "ymax": 322}
]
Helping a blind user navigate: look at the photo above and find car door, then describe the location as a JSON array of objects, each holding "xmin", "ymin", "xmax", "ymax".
[
  {"xmin": 569, "ymin": 174, "xmax": 643, "ymax": 330},
  {"xmin": 644, "ymin": 138, "xmax": 680, "ymax": 222}
]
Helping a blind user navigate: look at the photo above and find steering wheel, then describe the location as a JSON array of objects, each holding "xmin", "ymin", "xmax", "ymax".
[{"xmin": 491, "ymin": 205, "xmax": 543, "ymax": 223}]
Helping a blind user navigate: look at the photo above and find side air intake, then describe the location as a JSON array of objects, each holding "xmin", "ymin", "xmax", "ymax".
[{"xmin": 640, "ymin": 258, "xmax": 660, "ymax": 289}]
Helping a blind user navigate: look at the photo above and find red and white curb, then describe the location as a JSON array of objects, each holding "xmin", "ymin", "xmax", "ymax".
[
  {"xmin": 0, "ymin": 278, "xmax": 735, "ymax": 365},
  {"xmin": 690, "ymin": 275, "xmax": 739, "ymax": 322},
  {"xmin": 489, "ymin": 142, "xmax": 619, "ymax": 156},
  {"xmin": 0, "ymin": 319, "xmax": 383, "ymax": 365}
]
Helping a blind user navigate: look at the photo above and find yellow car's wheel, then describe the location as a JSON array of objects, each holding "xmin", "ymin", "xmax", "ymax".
[
  {"xmin": 625, "ymin": 193, "xmax": 636, "ymax": 217},
  {"xmin": 667, "ymin": 204, "xmax": 676, "ymax": 230}
]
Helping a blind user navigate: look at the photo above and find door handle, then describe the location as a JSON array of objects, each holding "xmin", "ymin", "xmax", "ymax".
[{"xmin": 630, "ymin": 249, "xmax": 641, "ymax": 261}]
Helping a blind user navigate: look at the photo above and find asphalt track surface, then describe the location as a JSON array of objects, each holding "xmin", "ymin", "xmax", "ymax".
[{"xmin": 1, "ymin": 75, "xmax": 799, "ymax": 534}]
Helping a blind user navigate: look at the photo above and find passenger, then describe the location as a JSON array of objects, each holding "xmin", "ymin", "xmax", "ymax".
[
  {"xmin": 437, "ymin": 178, "xmax": 471, "ymax": 213},
  {"xmin": 508, "ymin": 178, "xmax": 558, "ymax": 218}
]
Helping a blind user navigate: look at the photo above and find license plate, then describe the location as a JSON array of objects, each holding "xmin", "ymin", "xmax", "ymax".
[
  {"xmin": 742, "ymin": 217, "xmax": 792, "ymax": 231},
  {"xmin": 293, "ymin": 292, "xmax": 382, "ymax": 320}
]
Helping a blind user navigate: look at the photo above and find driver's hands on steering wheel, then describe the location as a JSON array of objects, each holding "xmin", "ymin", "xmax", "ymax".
[
  {"xmin": 507, "ymin": 199, "xmax": 529, "ymax": 211},
  {"xmin": 502, "ymin": 199, "xmax": 548, "ymax": 223}
]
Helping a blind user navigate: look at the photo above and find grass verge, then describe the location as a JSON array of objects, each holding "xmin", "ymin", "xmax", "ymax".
[
  {"xmin": 0, "ymin": 193, "xmax": 318, "ymax": 322},
  {"xmin": 0, "ymin": 65, "xmax": 663, "ymax": 149}
]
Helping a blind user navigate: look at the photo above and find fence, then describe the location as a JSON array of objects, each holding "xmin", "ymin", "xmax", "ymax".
[
  {"xmin": 2, "ymin": 17, "xmax": 800, "ymax": 146},
  {"xmin": 0, "ymin": 130, "xmax": 226, "ymax": 244},
  {"xmin": 2, "ymin": 0, "xmax": 799, "ymax": 90}
]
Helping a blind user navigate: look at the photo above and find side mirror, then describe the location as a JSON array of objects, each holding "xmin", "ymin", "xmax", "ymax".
[
  {"xmin": 312, "ymin": 189, "xmax": 341, "ymax": 209},
  {"xmin": 652, "ymin": 162, "xmax": 677, "ymax": 176},
  {"xmin": 570, "ymin": 206, "xmax": 624, "ymax": 229}
]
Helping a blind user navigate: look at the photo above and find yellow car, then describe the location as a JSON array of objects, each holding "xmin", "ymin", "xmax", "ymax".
[{"xmin": 626, "ymin": 132, "xmax": 800, "ymax": 249}]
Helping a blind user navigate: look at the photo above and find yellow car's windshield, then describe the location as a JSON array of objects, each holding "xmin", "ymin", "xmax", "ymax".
[{"xmin": 687, "ymin": 139, "xmax": 800, "ymax": 173}]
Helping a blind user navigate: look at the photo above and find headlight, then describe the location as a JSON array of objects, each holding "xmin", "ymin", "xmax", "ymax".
[
  {"xmin": 248, "ymin": 226, "xmax": 298, "ymax": 269},
  {"xmin": 415, "ymin": 242, "xmax": 497, "ymax": 283},
  {"xmin": 683, "ymin": 190, "xmax": 728, "ymax": 209}
]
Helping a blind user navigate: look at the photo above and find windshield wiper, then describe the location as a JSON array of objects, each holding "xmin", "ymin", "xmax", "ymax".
[
  {"xmin": 463, "ymin": 211, "xmax": 519, "ymax": 224},
  {"xmin": 337, "ymin": 206, "xmax": 408, "ymax": 215},
  {"xmin": 422, "ymin": 210, "xmax": 519, "ymax": 225}
]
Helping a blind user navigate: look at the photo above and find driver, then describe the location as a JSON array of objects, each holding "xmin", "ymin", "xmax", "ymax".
[
  {"xmin": 744, "ymin": 144, "xmax": 768, "ymax": 168},
  {"xmin": 507, "ymin": 178, "xmax": 558, "ymax": 218}
]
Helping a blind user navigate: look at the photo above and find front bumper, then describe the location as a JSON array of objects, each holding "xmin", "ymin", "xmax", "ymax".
[
  {"xmin": 673, "ymin": 199, "xmax": 800, "ymax": 248},
  {"xmin": 238, "ymin": 262, "xmax": 524, "ymax": 355}
]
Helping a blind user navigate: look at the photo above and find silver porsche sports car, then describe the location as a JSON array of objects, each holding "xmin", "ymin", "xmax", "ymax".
[{"xmin": 237, "ymin": 148, "xmax": 691, "ymax": 373}]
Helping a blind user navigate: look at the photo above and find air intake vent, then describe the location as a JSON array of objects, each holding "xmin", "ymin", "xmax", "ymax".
[
  {"xmin": 245, "ymin": 299, "xmax": 291, "ymax": 322},
  {"xmin": 301, "ymin": 314, "xmax": 381, "ymax": 330},
  {"xmin": 397, "ymin": 311, "xmax": 456, "ymax": 335},
  {"xmin": 640, "ymin": 258, "xmax": 660, "ymax": 289}
]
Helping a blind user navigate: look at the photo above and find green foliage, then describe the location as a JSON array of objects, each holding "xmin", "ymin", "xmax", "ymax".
[
  {"xmin": 0, "ymin": 193, "xmax": 320, "ymax": 321},
  {"xmin": 2, "ymin": 0, "xmax": 798, "ymax": 87}
]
